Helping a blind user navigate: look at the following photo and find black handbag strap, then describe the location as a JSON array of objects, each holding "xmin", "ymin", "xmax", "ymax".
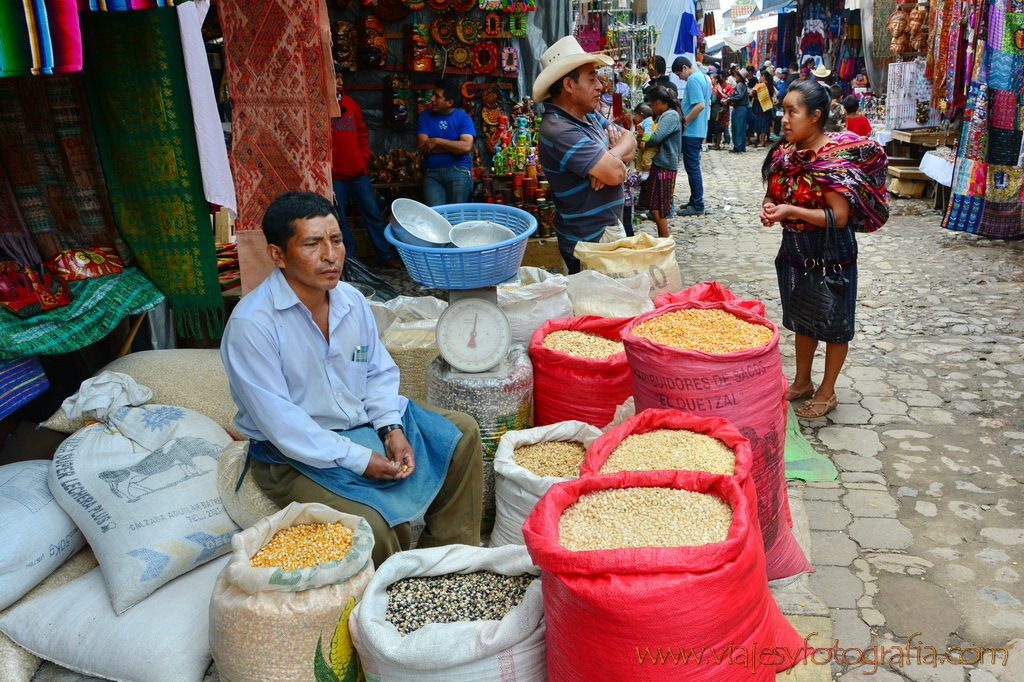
[{"xmin": 819, "ymin": 206, "xmax": 841, "ymax": 271}]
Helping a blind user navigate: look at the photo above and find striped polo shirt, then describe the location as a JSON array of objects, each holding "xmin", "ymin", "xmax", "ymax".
[{"xmin": 539, "ymin": 103, "xmax": 624, "ymax": 243}]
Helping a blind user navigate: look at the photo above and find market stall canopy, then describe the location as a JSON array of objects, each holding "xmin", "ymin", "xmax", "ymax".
[
  {"xmin": 744, "ymin": 15, "xmax": 780, "ymax": 33},
  {"xmin": 747, "ymin": 0, "xmax": 794, "ymax": 19}
]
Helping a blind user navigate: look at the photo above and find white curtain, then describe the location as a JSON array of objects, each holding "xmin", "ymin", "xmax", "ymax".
[{"xmin": 649, "ymin": 0, "xmax": 696, "ymax": 58}]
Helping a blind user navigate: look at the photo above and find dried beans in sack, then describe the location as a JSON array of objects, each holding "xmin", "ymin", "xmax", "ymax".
[
  {"xmin": 522, "ymin": 470, "xmax": 809, "ymax": 682},
  {"xmin": 621, "ymin": 301, "xmax": 812, "ymax": 580},
  {"xmin": 654, "ymin": 280, "xmax": 766, "ymax": 317},
  {"xmin": 529, "ymin": 316, "xmax": 633, "ymax": 428}
]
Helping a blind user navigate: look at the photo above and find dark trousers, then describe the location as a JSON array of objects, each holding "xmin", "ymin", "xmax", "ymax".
[
  {"xmin": 332, "ymin": 176, "xmax": 396, "ymax": 260},
  {"xmin": 251, "ymin": 401, "xmax": 482, "ymax": 568},
  {"xmin": 731, "ymin": 107, "xmax": 749, "ymax": 151},
  {"xmin": 680, "ymin": 137, "xmax": 704, "ymax": 211}
]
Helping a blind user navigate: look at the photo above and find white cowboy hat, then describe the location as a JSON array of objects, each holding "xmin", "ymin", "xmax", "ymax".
[
  {"xmin": 532, "ymin": 36, "xmax": 613, "ymax": 101},
  {"xmin": 812, "ymin": 64, "xmax": 832, "ymax": 78}
]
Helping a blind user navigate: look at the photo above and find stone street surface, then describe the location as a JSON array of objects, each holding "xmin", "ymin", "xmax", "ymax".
[{"xmin": 653, "ymin": 146, "xmax": 1024, "ymax": 682}]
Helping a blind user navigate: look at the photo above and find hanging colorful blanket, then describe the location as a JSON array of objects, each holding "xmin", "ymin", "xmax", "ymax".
[
  {"xmin": 220, "ymin": 0, "xmax": 335, "ymax": 292},
  {"xmin": 0, "ymin": 0, "xmax": 81, "ymax": 76},
  {"xmin": 79, "ymin": 8, "xmax": 223, "ymax": 337},
  {"xmin": 0, "ymin": 75, "xmax": 128, "ymax": 263}
]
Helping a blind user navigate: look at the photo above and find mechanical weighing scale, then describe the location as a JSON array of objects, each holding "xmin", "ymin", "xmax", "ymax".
[{"xmin": 434, "ymin": 276, "xmax": 520, "ymax": 381}]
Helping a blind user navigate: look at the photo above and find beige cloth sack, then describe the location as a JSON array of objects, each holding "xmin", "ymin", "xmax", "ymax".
[
  {"xmin": 210, "ymin": 502, "xmax": 375, "ymax": 682},
  {"xmin": 216, "ymin": 441, "xmax": 281, "ymax": 530},
  {"xmin": 573, "ymin": 233, "xmax": 682, "ymax": 301}
]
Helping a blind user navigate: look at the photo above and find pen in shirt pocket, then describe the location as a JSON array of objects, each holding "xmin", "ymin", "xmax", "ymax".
[{"xmin": 352, "ymin": 345, "xmax": 369, "ymax": 362}]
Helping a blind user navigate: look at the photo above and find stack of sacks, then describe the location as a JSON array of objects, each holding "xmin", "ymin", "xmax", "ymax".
[{"xmin": 0, "ymin": 372, "xmax": 238, "ymax": 682}]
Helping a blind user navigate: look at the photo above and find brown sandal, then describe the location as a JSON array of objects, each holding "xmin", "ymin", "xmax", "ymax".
[
  {"xmin": 795, "ymin": 394, "xmax": 838, "ymax": 418},
  {"xmin": 785, "ymin": 384, "xmax": 815, "ymax": 401}
]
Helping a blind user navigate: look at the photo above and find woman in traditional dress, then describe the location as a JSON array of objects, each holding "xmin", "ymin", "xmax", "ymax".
[
  {"xmin": 639, "ymin": 86, "xmax": 684, "ymax": 238},
  {"xmin": 750, "ymin": 69, "xmax": 776, "ymax": 147},
  {"xmin": 708, "ymin": 72, "xmax": 732, "ymax": 150},
  {"xmin": 760, "ymin": 80, "xmax": 889, "ymax": 418}
]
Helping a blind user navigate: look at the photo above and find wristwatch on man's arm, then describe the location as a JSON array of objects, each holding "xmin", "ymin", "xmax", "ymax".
[{"xmin": 376, "ymin": 424, "xmax": 403, "ymax": 440}]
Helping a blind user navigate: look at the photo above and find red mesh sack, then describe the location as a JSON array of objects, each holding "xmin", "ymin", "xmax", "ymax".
[
  {"xmin": 655, "ymin": 280, "xmax": 766, "ymax": 317},
  {"xmin": 621, "ymin": 301, "xmax": 812, "ymax": 580},
  {"xmin": 528, "ymin": 315, "xmax": 633, "ymax": 428},
  {"xmin": 523, "ymin": 469, "xmax": 810, "ymax": 682}
]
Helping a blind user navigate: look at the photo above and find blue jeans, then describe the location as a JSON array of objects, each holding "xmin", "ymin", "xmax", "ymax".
[
  {"xmin": 423, "ymin": 165, "xmax": 473, "ymax": 207},
  {"xmin": 333, "ymin": 176, "xmax": 396, "ymax": 260},
  {"xmin": 680, "ymin": 137, "xmax": 704, "ymax": 211},
  {"xmin": 731, "ymin": 107, "xmax": 748, "ymax": 151}
]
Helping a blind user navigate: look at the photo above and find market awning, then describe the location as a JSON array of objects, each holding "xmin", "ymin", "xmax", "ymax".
[
  {"xmin": 744, "ymin": 15, "xmax": 780, "ymax": 33},
  {"xmin": 747, "ymin": 0, "xmax": 795, "ymax": 19}
]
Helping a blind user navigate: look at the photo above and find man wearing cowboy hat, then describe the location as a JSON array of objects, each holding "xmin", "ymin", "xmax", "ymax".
[{"xmin": 533, "ymin": 36, "xmax": 637, "ymax": 273}]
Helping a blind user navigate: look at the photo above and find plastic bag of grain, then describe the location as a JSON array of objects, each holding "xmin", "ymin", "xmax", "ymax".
[
  {"xmin": 42, "ymin": 349, "xmax": 242, "ymax": 439},
  {"xmin": 621, "ymin": 301, "xmax": 813, "ymax": 581},
  {"xmin": 490, "ymin": 421, "xmax": 602, "ymax": 547},
  {"xmin": 565, "ymin": 270, "xmax": 654, "ymax": 318},
  {"xmin": 655, "ymin": 280, "xmax": 766, "ymax": 317},
  {"xmin": 217, "ymin": 441, "xmax": 281, "ymax": 530},
  {"xmin": 425, "ymin": 346, "xmax": 534, "ymax": 535},
  {"xmin": 497, "ymin": 267, "xmax": 573, "ymax": 347},
  {"xmin": 382, "ymin": 296, "xmax": 447, "ymax": 403},
  {"xmin": 573, "ymin": 233, "xmax": 682, "ymax": 302},
  {"xmin": 523, "ymin": 470, "xmax": 809, "ymax": 682},
  {"xmin": 0, "ymin": 461, "xmax": 86, "ymax": 611},
  {"xmin": 0, "ymin": 548, "xmax": 97, "ymax": 682},
  {"xmin": 48, "ymin": 372, "xmax": 237, "ymax": 614},
  {"xmin": 529, "ymin": 316, "xmax": 634, "ymax": 428},
  {"xmin": 0, "ymin": 554, "xmax": 228, "ymax": 682},
  {"xmin": 350, "ymin": 544, "xmax": 545, "ymax": 682},
  {"xmin": 210, "ymin": 502, "xmax": 375, "ymax": 682}
]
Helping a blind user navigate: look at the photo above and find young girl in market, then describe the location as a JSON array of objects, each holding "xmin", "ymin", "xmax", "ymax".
[
  {"xmin": 759, "ymin": 80, "xmax": 889, "ymax": 418},
  {"xmin": 639, "ymin": 86, "xmax": 684, "ymax": 239}
]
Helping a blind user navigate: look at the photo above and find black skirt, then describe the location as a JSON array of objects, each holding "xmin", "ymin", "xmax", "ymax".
[{"xmin": 775, "ymin": 226, "xmax": 858, "ymax": 343}]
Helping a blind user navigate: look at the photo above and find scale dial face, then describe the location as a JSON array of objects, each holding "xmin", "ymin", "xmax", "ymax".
[{"xmin": 436, "ymin": 297, "xmax": 512, "ymax": 373}]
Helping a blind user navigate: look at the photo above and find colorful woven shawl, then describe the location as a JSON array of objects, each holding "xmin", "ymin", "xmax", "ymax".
[
  {"xmin": 769, "ymin": 131, "xmax": 890, "ymax": 233},
  {"xmin": 80, "ymin": 8, "xmax": 223, "ymax": 337},
  {"xmin": 0, "ymin": 74, "xmax": 128, "ymax": 262},
  {"xmin": 0, "ymin": 355, "xmax": 48, "ymax": 417},
  {"xmin": 0, "ymin": 0, "xmax": 82, "ymax": 76},
  {"xmin": 219, "ymin": 0, "xmax": 336, "ymax": 292}
]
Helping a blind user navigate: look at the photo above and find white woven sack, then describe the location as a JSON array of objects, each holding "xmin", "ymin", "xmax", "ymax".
[
  {"xmin": 490, "ymin": 422, "xmax": 602, "ymax": 547},
  {"xmin": 48, "ymin": 372, "xmax": 236, "ymax": 614},
  {"xmin": 497, "ymin": 267, "xmax": 573, "ymax": 347},
  {"xmin": 350, "ymin": 544, "xmax": 545, "ymax": 682},
  {"xmin": 0, "ymin": 555, "xmax": 228, "ymax": 682},
  {"xmin": 216, "ymin": 441, "xmax": 281, "ymax": 530},
  {"xmin": 0, "ymin": 461, "xmax": 86, "ymax": 611},
  {"xmin": 566, "ymin": 270, "xmax": 654, "ymax": 318},
  {"xmin": 210, "ymin": 502, "xmax": 375, "ymax": 682},
  {"xmin": 573, "ymin": 233, "xmax": 683, "ymax": 302}
]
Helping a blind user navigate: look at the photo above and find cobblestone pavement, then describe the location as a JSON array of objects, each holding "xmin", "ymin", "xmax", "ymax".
[{"xmin": 659, "ymin": 147, "xmax": 1024, "ymax": 682}]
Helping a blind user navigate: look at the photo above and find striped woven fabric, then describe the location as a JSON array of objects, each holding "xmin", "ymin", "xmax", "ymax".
[
  {"xmin": 0, "ymin": 0, "xmax": 82, "ymax": 76},
  {"xmin": 77, "ymin": 0, "xmax": 175, "ymax": 10},
  {"xmin": 0, "ymin": 267, "xmax": 164, "ymax": 359},
  {"xmin": 0, "ymin": 356, "xmax": 48, "ymax": 419}
]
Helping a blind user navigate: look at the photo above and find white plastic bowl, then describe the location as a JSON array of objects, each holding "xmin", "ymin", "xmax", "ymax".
[
  {"xmin": 449, "ymin": 221, "xmax": 516, "ymax": 248},
  {"xmin": 389, "ymin": 198, "xmax": 452, "ymax": 247}
]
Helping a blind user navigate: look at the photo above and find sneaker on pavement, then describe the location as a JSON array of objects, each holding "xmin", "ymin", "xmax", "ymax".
[{"xmin": 678, "ymin": 206, "xmax": 705, "ymax": 216}]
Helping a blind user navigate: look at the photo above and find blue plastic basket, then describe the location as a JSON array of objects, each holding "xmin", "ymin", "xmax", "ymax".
[{"xmin": 384, "ymin": 203, "xmax": 538, "ymax": 289}]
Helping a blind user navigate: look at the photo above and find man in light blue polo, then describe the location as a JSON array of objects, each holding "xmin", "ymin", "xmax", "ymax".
[{"xmin": 676, "ymin": 56, "xmax": 711, "ymax": 217}]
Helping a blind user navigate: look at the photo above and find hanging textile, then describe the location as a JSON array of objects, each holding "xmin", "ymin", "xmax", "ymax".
[
  {"xmin": 80, "ymin": 8, "xmax": 224, "ymax": 337},
  {"xmin": 703, "ymin": 11, "xmax": 716, "ymax": 38},
  {"xmin": 0, "ymin": 0, "xmax": 82, "ymax": 76},
  {"xmin": 77, "ymin": 0, "xmax": 175, "ymax": 9},
  {"xmin": 0, "ymin": 175, "xmax": 40, "ymax": 264},
  {"xmin": 943, "ymin": 0, "xmax": 1024, "ymax": 239},
  {"xmin": 220, "ymin": 0, "xmax": 336, "ymax": 293},
  {"xmin": 0, "ymin": 75, "xmax": 128, "ymax": 262},
  {"xmin": 777, "ymin": 11, "xmax": 797, "ymax": 67}
]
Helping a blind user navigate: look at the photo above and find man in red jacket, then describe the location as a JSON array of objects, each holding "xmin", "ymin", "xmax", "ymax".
[{"xmin": 332, "ymin": 70, "xmax": 401, "ymax": 269}]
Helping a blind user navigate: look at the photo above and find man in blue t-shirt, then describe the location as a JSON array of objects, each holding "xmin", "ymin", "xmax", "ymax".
[
  {"xmin": 676, "ymin": 57, "xmax": 711, "ymax": 217},
  {"xmin": 416, "ymin": 80, "xmax": 476, "ymax": 206}
]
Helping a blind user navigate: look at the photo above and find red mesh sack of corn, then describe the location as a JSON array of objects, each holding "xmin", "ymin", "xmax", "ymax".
[
  {"xmin": 655, "ymin": 280, "xmax": 766, "ymax": 317},
  {"xmin": 522, "ymin": 469, "xmax": 810, "ymax": 682},
  {"xmin": 620, "ymin": 301, "xmax": 812, "ymax": 580},
  {"xmin": 528, "ymin": 316, "xmax": 633, "ymax": 428}
]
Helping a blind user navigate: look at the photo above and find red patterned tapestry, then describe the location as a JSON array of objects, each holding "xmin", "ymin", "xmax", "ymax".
[{"xmin": 219, "ymin": 0, "xmax": 338, "ymax": 292}]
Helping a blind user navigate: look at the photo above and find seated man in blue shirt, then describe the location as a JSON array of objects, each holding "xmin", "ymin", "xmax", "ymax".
[
  {"xmin": 417, "ymin": 80, "xmax": 476, "ymax": 206},
  {"xmin": 221, "ymin": 191, "xmax": 481, "ymax": 567}
]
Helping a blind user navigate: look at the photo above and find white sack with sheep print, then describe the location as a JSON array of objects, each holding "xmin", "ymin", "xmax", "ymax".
[{"xmin": 47, "ymin": 371, "xmax": 236, "ymax": 614}]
